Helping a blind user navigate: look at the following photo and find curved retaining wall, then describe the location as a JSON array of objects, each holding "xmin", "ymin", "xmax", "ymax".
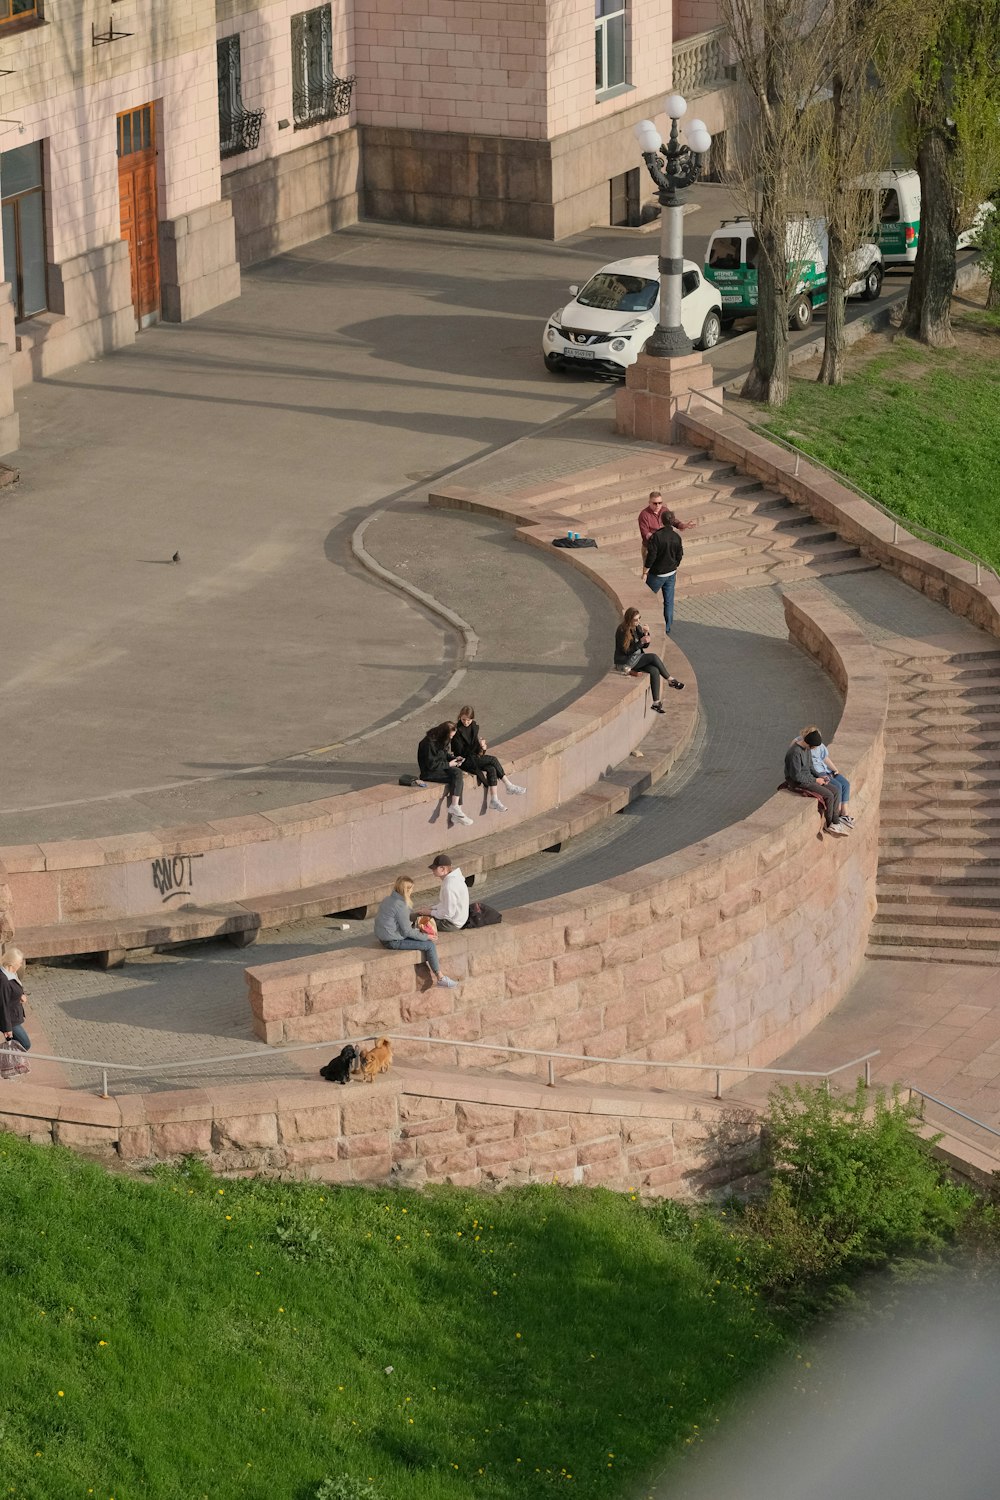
[
  {"xmin": 0, "ymin": 589, "xmax": 885, "ymax": 1195},
  {"xmin": 0, "ymin": 503, "xmax": 697, "ymax": 943},
  {"xmin": 247, "ymin": 590, "xmax": 887, "ymax": 1077}
]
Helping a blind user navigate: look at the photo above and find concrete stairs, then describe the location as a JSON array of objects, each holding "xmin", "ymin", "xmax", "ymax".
[
  {"xmin": 504, "ymin": 444, "xmax": 877, "ymax": 597},
  {"xmin": 870, "ymin": 648, "xmax": 1000, "ymax": 966}
]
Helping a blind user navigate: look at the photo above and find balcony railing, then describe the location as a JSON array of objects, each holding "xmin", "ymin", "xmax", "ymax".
[
  {"xmin": 220, "ymin": 107, "xmax": 265, "ymax": 160},
  {"xmin": 292, "ymin": 74, "xmax": 356, "ymax": 129},
  {"xmin": 671, "ymin": 25, "xmax": 732, "ymax": 98}
]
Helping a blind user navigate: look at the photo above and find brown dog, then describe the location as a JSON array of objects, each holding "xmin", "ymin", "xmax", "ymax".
[{"xmin": 359, "ymin": 1036, "xmax": 393, "ymax": 1083}]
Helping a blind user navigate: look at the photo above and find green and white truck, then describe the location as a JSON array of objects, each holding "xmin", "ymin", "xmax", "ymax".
[
  {"xmin": 856, "ymin": 168, "xmax": 993, "ymax": 266},
  {"xmin": 703, "ymin": 216, "xmax": 883, "ymax": 330}
]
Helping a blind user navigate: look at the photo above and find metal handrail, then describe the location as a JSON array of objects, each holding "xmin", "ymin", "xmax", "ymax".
[
  {"xmin": 10, "ymin": 1034, "xmax": 879, "ymax": 1103},
  {"xmin": 680, "ymin": 385, "xmax": 999, "ymax": 589},
  {"xmin": 907, "ymin": 1085, "xmax": 1000, "ymax": 1146}
]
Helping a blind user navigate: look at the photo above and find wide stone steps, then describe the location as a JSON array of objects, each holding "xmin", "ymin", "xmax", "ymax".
[
  {"xmin": 682, "ymin": 549, "xmax": 875, "ymax": 596},
  {"xmin": 868, "ymin": 941, "xmax": 1000, "ymax": 965},
  {"xmin": 869, "ymin": 921, "xmax": 1000, "ymax": 953},
  {"xmin": 876, "ymin": 882, "xmax": 1000, "ymax": 908},
  {"xmin": 874, "ymin": 899, "xmax": 1000, "ymax": 928},
  {"xmin": 570, "ymin": 497, "xmax": 808, "ymax": 549},
  {"xmin": 880, "ymin": 806, "xmax": 1000, "ymax": 833},
  {"xmin": 878, "ymin": 860, "xmax": 1000, "ymax": 886}
]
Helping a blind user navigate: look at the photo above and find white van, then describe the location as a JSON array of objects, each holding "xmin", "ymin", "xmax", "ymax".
[
  {"xmin": 857, "ymin": 169, "xmax": 994, "ymax": 266},
  {"xmin": 703, "ymin": 217, "xmax": 882, "ymax": 330}
]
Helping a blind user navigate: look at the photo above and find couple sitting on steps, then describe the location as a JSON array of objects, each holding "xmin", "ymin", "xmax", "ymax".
[{"xmin": 416, "ymin": 707, "xmax": 526, "ymax": 829}]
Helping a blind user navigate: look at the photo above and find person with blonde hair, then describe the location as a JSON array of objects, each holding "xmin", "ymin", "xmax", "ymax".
[
  {"xmin": 0, "ymin": 946, "xmax": 30, "ymax": 1051},
  {"xmin": 372, "ymin": 876, "xmax": 458, "ymax": 988},
  {"xmin": 803, "ymin": 724, "xmax": 854, "ymax": 828}
]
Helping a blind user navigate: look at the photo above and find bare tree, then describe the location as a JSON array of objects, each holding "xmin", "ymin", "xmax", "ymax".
[
  {"xmin": 901, "ymin": 1, "xmax": 1000, "ymax": 346},
  {"xmin": 721, "ymin": 0, "xmax": 833, "ymax": 405},
  {"xmin": 813, "ymin": 0, "xmax": 934, "ymax": 384}
]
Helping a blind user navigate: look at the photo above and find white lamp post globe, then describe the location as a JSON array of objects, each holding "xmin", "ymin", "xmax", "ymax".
[
  {"xmin": 687, "ymin": 128, "xmax": 712, "ymax": 156},
  {"xmin": 663, "ymin": 93, "xmax": 687, "ymax": 119},
  {"xmin": 633, "ymin": 119, "xmax": 663, "ymax": 154},
  {"xmin": 686, "ymin": 118, "xmax": 707, "ymax": 135}
]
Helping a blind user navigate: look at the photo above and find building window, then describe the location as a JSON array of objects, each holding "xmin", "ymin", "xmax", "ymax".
[
  {"xmin": 1, "ymin": 140, "xmax": 47, "ymax": 320},
  {"xmin": 218, "ymin": 35, "xmax": 265, "ymax": 158},
  {"xmin": 0, "ymin": 0, "xmax": 41, "ymax": 30},
  {"xmin": 291, "ymin": 4, "xmax": 355, "ymax": 128},
  {"xmin": 595, "ymin": 0, "xmax": 627, "ymax": 94}
]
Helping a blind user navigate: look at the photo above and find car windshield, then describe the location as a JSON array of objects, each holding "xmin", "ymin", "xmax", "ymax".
[{"xmin": 576, "ymin": 272, "xmax": 658, "ymax": 312}]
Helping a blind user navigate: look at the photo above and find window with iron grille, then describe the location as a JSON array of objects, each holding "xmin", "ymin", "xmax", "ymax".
[
  {"xmin": 217, "ymin": 35, "xmax": 264, "ymax": 158},
  {"xmin": 291, "ymin": 4, "xmax": 354, "ymax": 128}
]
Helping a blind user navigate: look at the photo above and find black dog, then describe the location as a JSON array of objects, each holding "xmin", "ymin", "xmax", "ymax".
[{"xmin": 320, "ymin": 1045, "xmax": 358, "ymax": 1085}]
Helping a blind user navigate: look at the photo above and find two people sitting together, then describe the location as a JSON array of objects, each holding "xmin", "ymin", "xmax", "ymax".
[
  {"xmin": 373, "ymin": 854, "xmax": 469, "ymax": 989},
  {"xmin": 784, "ymin": 725, "xmax": 854, "ymax": 836},
  {"xmin": 416, "ymin": 707, "xmax": 526, "ymax": 829}
]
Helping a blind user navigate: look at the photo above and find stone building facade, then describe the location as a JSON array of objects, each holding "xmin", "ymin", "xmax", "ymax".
[{"xmin": 0, "ymin": 0, "xmax": 734, "ymax": 449}]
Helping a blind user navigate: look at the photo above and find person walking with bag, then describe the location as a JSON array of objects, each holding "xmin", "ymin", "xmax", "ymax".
[
  {"xmin": 644, "ymin": 517, "xmax": 684, "ymax": 635},
  {"xmin": 613, "ymin": 608, "xmax": 683, "ymax": 714},
  {"xmin": 452, "ymin": 706, "xmax": 526, "ymax": 813}
]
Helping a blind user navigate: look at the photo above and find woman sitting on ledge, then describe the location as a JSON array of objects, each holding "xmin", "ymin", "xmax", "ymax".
[
  {"xmin": 416, "ymin": 721, "xmax": 473, "ymax": 827},
  {"xmin": 614, "ymin": 607, "xmax": 683, "ymax": 715},
  {"xmin": 452, "ymin": 705, "xmax": 526, "ymax": 813},
  {"xmin": 373, "ymin": 875, "xmax": 459, "ymax": 989}
]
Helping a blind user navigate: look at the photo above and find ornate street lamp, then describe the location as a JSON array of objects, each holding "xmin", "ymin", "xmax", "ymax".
[{"xmin": 633, "ymin": 97, "xmax": 712, "ymax": 357}]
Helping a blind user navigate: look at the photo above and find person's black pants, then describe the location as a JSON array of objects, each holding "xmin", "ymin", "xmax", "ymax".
[
  {"xmin": 796, "ymin": 777, "xmax": 842, "ymax": 826},
  {"xmin": 426, "ymin": 769, "xmax": 464, "ymax": 799},
  {"xmin": 633, "ymin": 652, "xmax": 670, "ymax": 702},
  {"xmin": 464, "ymin": 754, "xmax": 506, "ymax": 787}
]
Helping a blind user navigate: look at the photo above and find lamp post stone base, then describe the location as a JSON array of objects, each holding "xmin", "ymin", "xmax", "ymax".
[{"xmin": 614, "ymin": 351, "xmax": 724, "ymax": 443}]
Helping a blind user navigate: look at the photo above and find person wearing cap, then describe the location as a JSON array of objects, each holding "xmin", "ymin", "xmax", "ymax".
[
  {"xmin": 419, "ymin": 854, "xmax": 470, "ymax": 931},
  {"xmin": 784, "ymin": 733, "xmax": 850, "ymax": 836},
  {"xmin": 803, "ymin": 726, "xmax": 854, "ymax": 828}
]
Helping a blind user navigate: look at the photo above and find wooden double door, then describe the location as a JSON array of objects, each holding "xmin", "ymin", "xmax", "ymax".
[{"xmin": 117, "ymin": 104, "xmax": 160, "ymax": 326}]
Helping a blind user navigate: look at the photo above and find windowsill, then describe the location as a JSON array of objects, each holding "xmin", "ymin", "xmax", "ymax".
[
  {"xmin": 595, "ymin": 82, "xmax": 634, "ymax": 104},
  {"xmin": 292, "ymin": 113, "xmax": 349, "ymax": 132},
  {"xmin": 0, "ymin": 15, "xmax": 46, "ymax": 39}
]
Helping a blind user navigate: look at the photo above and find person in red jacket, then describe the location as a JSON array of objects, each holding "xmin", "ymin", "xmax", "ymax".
[{"xmin": 636, "ymin": 489, "xmax": 695, "ymax": 572}]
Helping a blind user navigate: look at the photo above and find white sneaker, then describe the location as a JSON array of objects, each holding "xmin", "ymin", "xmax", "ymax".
[
  {"xmin": 840, "ymin": 814, "xmax": 855, "ymax": 827},
  {"xmin": 449, "ymin": 807, "xmax": 473, "ymax": 826},
  {"xmin": 505, "ymin": 782, "xmax": 526, "ymax": 795},
  {"xmin": 828, "ymin": 822, "xmax": 850, "ymax": 836},
  {"xmin": 489, "ymin": 797, "xmax": 507, "ymax": 812},
  {"xmin": 436, "ymin": 975, "xmax": 459, "ymax": 988}
]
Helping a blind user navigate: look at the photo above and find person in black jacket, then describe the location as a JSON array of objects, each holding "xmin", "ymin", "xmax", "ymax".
[
  {"xmin": 614, "ymin": 608, "xmax": 683, "ymax": 714},
  {"xmin": 784, "ymin": 736, "xmax": 849, "ymax": 835},
  {"xmin": 453, "ymin": 706, "xmax": 526, "ymax": 813},
  {"xmin": 0, "ymin": 947, "xmax": 30, "ymax": 1051},
  {"xmin": 417, "ymin": 721, "xmax": 473, "ymax": 827},
  {"xmin": 644, "ymin": 518, "xmax": 684, "ymax": 634}
]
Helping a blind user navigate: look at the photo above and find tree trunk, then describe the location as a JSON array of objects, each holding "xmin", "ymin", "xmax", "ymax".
[
  {"xmin": 987, "ymin": 277, "xmax": 1000, "ymax": 310},
  {"xmin": 902, "ymin": 126, "xmax": 958, "ymax": 347},
  {"xmin": 741, "ymin": 184, "xmax": 789, "ymax": 406},
  {"xmin": 819, "ymin": 229, "xmax": 847, "ymax": 385}
]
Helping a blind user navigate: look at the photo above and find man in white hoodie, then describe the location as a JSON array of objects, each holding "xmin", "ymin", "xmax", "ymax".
[{"xmin": 422, "ymin": 853, "xmax": 470, "ymax": 931}]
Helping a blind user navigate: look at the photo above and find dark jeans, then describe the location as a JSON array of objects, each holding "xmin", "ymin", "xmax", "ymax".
[
  {"xmin": 465, "ymin": 754, "xmax": 506, "ymax": 787},
  {"xmin": 646, "ymin": 570, "xmax": 677, "ymax": 633},
  {"xmin": 829, "ymin": 772, "xmax": 850, "ymax": 805},
  {"xmin": 380, "ymin": 935, "xmax": 440, "ymax": 975},
  {"xmin": 425, "ymin": 769, "xmax": 463, "ymax": 800},
  {"xmin": 7, "ymin": 1023, "xmax": 30, "ymax": 1051},
  {"xmin": 795, "ymin": 778, "xmax": 842, "ymax": 826},
  {"xmin": 633, "ymin": 651, "xmax": 670, "ymax": 703}
]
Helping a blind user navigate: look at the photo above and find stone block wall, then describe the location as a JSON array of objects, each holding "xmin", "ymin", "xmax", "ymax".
[{"xmin": 223, "ymin": 132, "xmax": 361, "ymax": 265}]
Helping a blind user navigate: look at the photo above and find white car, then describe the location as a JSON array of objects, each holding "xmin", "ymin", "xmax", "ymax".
[{"xmin": 543, "ymin": 255, "xmax": 723, "ymax": 375}]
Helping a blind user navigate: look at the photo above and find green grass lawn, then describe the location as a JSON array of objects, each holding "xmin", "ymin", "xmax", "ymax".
[
  {"xmin": 0, "ymin": 1137, "xmax": 790, "ymax": 1500},
  {"xmin": 758, "ymin": 315, "xmax": 1000, "ymax": 570}
]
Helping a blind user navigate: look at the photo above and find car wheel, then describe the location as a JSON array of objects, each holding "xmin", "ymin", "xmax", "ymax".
[
  {"xmin": 543, "ymin": 353, "xmax": 564, "ymax": 373},
  {"xmin": 698, "ymin": 310, "xmax": 722, "ymax": 350},
  {"xmin": 788, "ymin": 294, "xmax": 813, "ymax": 330},
  {"xmin": 861, "ymin": 263, "xmax": 883, "ymax": 301}
]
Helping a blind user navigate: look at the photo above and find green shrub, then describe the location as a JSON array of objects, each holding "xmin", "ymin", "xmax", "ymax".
[{"xmin": 749, "ymin": 1083, "xmax": 972, "ymax": 1282}]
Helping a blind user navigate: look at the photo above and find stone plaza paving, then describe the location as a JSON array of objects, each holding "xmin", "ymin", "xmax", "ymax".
[{"xmin": 3, "ymin": 220, "xmax": 998, "ymax": 1167}]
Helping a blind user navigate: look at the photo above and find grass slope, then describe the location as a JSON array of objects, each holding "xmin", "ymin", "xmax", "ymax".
[
  {"xmin": 0, "ymin": 1137, "xmax": 789, "ymax": 1500},
  {"xmin": 760, "ymin": 317, "xmax": 1000, "ymax": 569}
]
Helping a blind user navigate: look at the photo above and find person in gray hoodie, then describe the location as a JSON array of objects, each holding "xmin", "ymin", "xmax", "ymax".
[
  {"xmin": 784, "ymin": 736, "xmax": 850, "ymax": 836},
  {"xmin": 373, "ymin": 875, "xmax": 459, "ymax": 988}
]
